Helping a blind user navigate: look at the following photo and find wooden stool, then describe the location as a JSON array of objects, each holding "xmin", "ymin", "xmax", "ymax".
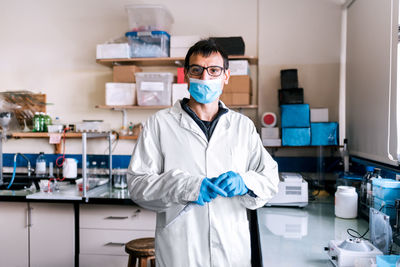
[{"xmin": 125, "ymin": 237, "xmax": 155, "ymax": 267}]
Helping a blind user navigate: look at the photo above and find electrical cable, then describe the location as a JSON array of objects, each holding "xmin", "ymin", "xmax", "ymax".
[{"xmin": 347, "ymin": 228, "xmax": 370, "ymax": 241}]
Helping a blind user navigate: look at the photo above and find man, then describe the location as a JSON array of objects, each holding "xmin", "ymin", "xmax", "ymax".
[{"xmin": 127, "ymin": 39, "xmax": 279, "ymax": 267}]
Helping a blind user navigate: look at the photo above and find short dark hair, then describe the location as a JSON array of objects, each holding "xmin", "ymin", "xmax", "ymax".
[{"xmin": 184, "ymin": 39, "xmax": 229, "ymax": 70}]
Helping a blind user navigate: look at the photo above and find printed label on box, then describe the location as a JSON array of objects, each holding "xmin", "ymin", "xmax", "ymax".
[{"xmin": 141, "ymin": 82, "xmax": 164, "ymax": 91}]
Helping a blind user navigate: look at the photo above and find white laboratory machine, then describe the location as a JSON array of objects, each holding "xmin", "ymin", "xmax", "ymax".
[
  {"xmin": 265, "ymin": 172, "xmax": 308, "ymax": 207},
  {"xmin": 325, "ymin": 238, "xmax": 382, "ymax": 267}
]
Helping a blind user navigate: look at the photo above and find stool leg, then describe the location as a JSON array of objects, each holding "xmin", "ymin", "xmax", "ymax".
[
  {"xmin": 127, "ymin": 255, "xmax": 137, "ymax": 267},
  {"xmin": 150, "ymin": 258, "xmax": 155, "ymax": 267},
  {"xmin": 138, "ymin": 257, "xmax": 147, "ymax": 267}
]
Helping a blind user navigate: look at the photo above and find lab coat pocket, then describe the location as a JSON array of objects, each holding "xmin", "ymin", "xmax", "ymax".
[{"xmin": 229, "ymin": 220, "xmax": 251, "ymax": 266}]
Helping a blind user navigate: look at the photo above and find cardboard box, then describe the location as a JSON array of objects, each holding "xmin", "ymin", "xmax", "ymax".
[
  {"xmin": 310, "ymin": 108, "xmax": 329, "ymax": 122},
  {"xmin": 280, "ymin": 104, "xmax": 310, "ymax": 128},
  {"xmin": 282, "ymin": 127, "xmax": 311, "ymax": 146},
  {"xmin": 229, "ymin": 60, "xmax": 249, "ymax": 75},
  {"xmin": 172, "ymin": 83, "xmax": 189, "ymax": 104},
  {"xmin": 261, "ymin": 127, "xmax": 280, "ymax": 139},
  {"xmin": 224, "ymin": 75, "xmax": 251, "ymax": 93},
  {"xmin": 220, "ymin": 93, "xmax": 250, "ymax": 105},
  {"xmin": 105, "ymin": 83, "xmax": 136, "ymax": 105},
  {"xmin": 96, "ymin": 43, "xmax": 130, "ymax": 59},
  {"xmin": 113, "ymin": 65, "xmax": 142, "ymax": 83},
  {"xmin": 311, "ymin": 122, "xmax": 338, "ymax": 146}
]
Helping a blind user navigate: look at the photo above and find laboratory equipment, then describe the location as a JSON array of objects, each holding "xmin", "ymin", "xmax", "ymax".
[
  {"xmin": 265, "ymin": 172, "xmax": 308, "ymax": 207},
  {"xmin": 63, "ymin": 158, "xmax": 77, "ymax": 178},
  {"xmin": 325, "ymin": 238, "xmax": 382, "ymax": 267},
  {"xmin": 113, "ymin": 168, "xmax": 127, "ymax": 189},
  {"xmin": 370, "ymin": 208, "xmax": 392, "ymax": 254}
]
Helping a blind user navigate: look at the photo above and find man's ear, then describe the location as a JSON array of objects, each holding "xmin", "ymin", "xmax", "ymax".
[{"xmin": 224, "ymin": 69, "xmax": 231, "ymax": 85}]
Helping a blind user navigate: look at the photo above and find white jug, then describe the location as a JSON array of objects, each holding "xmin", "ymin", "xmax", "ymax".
[{"xmin": 63, "ymin": 158, "xmax": 78, "ymax": 178}]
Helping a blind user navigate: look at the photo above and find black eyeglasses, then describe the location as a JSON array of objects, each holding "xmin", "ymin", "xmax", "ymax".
[{"xmin": 188, "ymin": 64, "xmax": 224, "ymax": 77}]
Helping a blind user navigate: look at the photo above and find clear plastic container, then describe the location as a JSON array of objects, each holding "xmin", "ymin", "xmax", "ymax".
[
  {"xmin": 113, "ymin": 168, "xmax": 127, "ymax": 189},
  {"xmin": 135, "ymin": 72, "xmax": 173, "ymax": 106},
  {"xmin": 372, "ymin": 178, "xmax": 400, "ymax": 201},
  {"xmin": 125, "ymin": 31, "xmax": 170, "ymax": 58},
  {"xmin": 125, "ymin": 4, "xmax": 174, "ymax": 32}
]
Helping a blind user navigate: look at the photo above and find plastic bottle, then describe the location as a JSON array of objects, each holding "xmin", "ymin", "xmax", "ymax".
[
  {"xmin": 35, "ymin": 152, "xmax": 47, "ymax": 177},
  {"xmin": 343, "ymin": 139, "xmax": 350, "ymax": 173},
  {"xmin": 33, "ymin": 112, "xmax": 40, "ymax": 132},
  {"xmin": 361, "ymin": 166, "xmax": 374, "ymax": 205},
  {"xmin": 335, "ymin": 186, "xmax": 358, "ymax": 219}
]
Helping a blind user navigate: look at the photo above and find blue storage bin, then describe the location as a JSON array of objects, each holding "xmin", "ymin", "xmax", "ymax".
[
  {"xmin": 373, "ymin": 197, "xmax": 396, "ymax": 224},
  {"xmin": 311, "ymin": 122, "xmax": 338, "ymax": 146},
  {"xmin": 282, "ymin": 127, "xmax": 311, "ymax": 146},
  {"xmin": 376, "ymin": 255, "xmax": 400, "ymax": 267},
  {"xmin": 372, "ymin": 178, "xmax": 400, "ymax": 201},
  {"xmin": 125, "ymin": 31, "xmax": 170, "ymax": 58},
  {"xmin": 280, "ymin": 104, "xmax": 310, "ymax": 128}
]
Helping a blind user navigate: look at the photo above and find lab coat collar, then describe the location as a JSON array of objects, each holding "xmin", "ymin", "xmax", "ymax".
[{"xmin": 169, "ymin": 100, "xmax": 231, "ymax": 141}]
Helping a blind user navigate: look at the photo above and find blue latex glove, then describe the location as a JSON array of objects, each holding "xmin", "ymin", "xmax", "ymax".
[
  {"xmin": 214, "ymin": 171, "xmax": 248, "ymax": 197},
  {"xmin": 194, "ymin": 178, "xmax": 227, "ymax": 206}
]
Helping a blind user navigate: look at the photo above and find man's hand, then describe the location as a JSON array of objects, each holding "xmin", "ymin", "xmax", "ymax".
[
  {"xmin": 213, "ymin": 171, "xmax": 248, "ymax": 197},
  {"xmin": 194, "ymin": 178, "xmax": 227, "ymax": 205}
]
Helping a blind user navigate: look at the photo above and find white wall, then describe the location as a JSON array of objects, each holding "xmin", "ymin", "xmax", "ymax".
[{"xmin": 0, "ymin": 0, "xmax": 342, "ymax": 156}]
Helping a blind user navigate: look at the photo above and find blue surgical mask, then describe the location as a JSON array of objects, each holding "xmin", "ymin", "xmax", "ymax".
[{"xmin": 188, "ymin": 78, "xmax": 223, "ymax": 104}]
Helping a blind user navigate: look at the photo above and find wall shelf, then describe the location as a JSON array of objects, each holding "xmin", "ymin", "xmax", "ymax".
[
  {"xmin": 10, "ymin": 132, "xmax": 138, "ymax": 153},
  {"xmin": 96, "ymin": 55, "xmax": 258, "ymax": 68},
  {"xmin": 96, "ymin": 104, "xmax": 258, "ymax": 110}
]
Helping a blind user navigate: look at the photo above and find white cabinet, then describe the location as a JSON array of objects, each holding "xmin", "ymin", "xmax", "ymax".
[
  {"xmin": 0, "ymin": 202, "xmax": 29, "ymax": 267},
  {"xmin": 29, "ymin": 203, "xmax": 75, "ymax": 267},
  {"xmin": 0, "ymin": 202, "xmax": 74, "ymax": 267},
  {"xmin": 79, "ymin": 204, "xmax": 156, "ymax": 267}
]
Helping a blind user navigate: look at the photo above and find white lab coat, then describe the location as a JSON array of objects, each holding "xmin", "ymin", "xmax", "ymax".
[{"xmin": 128, "ymin": 100, "xmax": 279, "ymax": 267}]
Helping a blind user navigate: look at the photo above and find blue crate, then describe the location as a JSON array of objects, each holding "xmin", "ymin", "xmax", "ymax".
[
  {"xmin": 280, "ymin": 104, "xmax": 310, "ymax": 128},
  {"xmin": 311, "ymin": 122, "xmax": 338, "ymax": 146},
  {"xmin": 372, "ymin": 178, "xmax": 400, "ymax": 201},
  {"xmin": 282, "ymin": 127, "xmax": 311, "ymax": 146},
  {"xmin": 376, "ymin": 255, "xmax": 400, "ymax": 267}
]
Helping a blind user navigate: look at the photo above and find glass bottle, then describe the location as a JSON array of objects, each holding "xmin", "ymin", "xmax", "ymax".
[
  {"xmin": 33, "ymin": 112, "xmax": 40, "ymax": 132},
  {"xmin": 343, "ymin": 139, "xmax": 350, "ymax": 173},
  {"xmin": 367, "ymin": 168, "xmax": 383, "ymax": 207},
  {"xmin": 35, "ymin": 152, "xmax": 47, "ymax": 177},
  {"xmin": 361, "ymin": 166, "xmax": 374, "ymax": 205},
  {"xmin": 39, "ymin": 112, "xmax": 45, "ymax": 132},
  {"xmin": 44, "ymin": 113, "xmax": 52, "ymax": 132}
]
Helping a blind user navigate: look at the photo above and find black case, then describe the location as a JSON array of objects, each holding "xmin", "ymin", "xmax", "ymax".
[
  {"xmin": 280, "ymin": 69, "xmax": 298, "ymax": 89},
  {"xmin": 209, "ymin": 37, "xmax": 245, "ymax": 55},
  {"xmin": 278, "ymin": 88, "xmax": 304, "ymax": 105}
]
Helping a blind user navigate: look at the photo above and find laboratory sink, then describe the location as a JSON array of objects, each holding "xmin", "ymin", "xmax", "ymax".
[{"xmin": 0, "ymin": 174, "xmax": 39, "ymax": 190}]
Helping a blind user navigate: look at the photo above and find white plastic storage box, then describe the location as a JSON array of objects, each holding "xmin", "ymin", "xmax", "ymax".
[
  {"xmin": 96, "ymin": 43, "xmax": 130, "ymax": 59},
  {"xmin": 125, "ymin": 31, "xmax": 170, "ymax": 58},
  {"xmin": 135, "ymin": 72, "xmax": 173, "ymax": 106},
  {"xmin": 125, "ymin": 4, "xmax": 174, "ymax": 32},
  {"xmin": 372, "ymin": 178, "xmax": 400, "ymax": 201},
  {"xmin": 105, "ymin": 83, "xmax": 136, "ymax": 106}
]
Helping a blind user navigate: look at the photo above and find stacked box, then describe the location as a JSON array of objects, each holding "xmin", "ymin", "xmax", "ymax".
[
  {"xmin": 281, "ymin": 104, "xmax": 310, "ymax": 128},
  {"xmin": 170, "ymin": 35, "xmax": 201, "ymax": 57},
  {"xmin": 221, "ymin": 75, "xmax": 251, "ymax": 105},
  {"xmin": 282, "ymin": 128, "xmax": 311, "ymax": 146},
  {"xmin": 261, "ymin": 127, "xmax": 281, "ymax": 147},
  {"xmin": 310, "ymin": 122, "xmax": 338, "ymax": 146}
]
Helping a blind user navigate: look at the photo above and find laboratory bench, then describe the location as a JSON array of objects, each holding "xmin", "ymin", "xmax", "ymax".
[
  {"xmin": 0, "ymin": 184, "xmax": 370, "ymax": 267},
  {"xmin": 256, "ymin": 196, "xmax": 369, "ymax": 267}
]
